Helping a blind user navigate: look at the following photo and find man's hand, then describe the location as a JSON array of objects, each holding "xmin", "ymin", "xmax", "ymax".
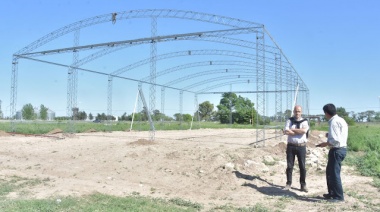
[
  {"xmin": 284, "ymin": 129, "xmax": 295, "ymax": 136},
  {"xmin": 316, "ymin": 142, "xmax": 329, "ymax": 147}
]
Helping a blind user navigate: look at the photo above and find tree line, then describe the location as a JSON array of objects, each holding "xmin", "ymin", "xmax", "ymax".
[{"xmin": 10, "ymin": 93, "xmax": 380, "ymax": 125}]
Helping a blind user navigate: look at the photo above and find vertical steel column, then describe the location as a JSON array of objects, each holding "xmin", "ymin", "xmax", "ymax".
[
  {"xmin": 306, "ymin": 90, "xmax": 310, "ymax": 117},
  {"xmin": 179, "ymin": 91, "xmax": 183, "ymax": 126},
  {"xmin": 10, "ymin": 57, "xmax": 18, "ymax": 132},
  {"xmin": 150, "ymin": 17, "xmax": 157, "ymax": 116},
  {"xmin": 286, "ymin": 67, "xmax": 292, "ymax": 117},
  {"xmin": 66, "ymin": 29, "xmax": 80, "ymax": 133},
  {"xmin": 229, "ymin": 84, "xmax": 232, "ymax": 126},
  {"xmin": 275, "ymin": 53, "xmax": 282, "ymax": 140},
  {"xmin": 137, "ymin": 83, "xmax": 142, "ymax": 131},
  {"xmin": 161, "ymin": 87, "xmax": 165, "ymax": 123},
  {"xmin": 107, "ymin": 75, "xmax": 113, "ymax": 130},
  {"xmin": 138, "ymin": 87, "xmax": 155, "ymax": 141},
  {"xmin": 256, "ymin": 29, "xmax": 265, "ymax": 146},
  {"xmin": 194, "ymin": 94, "xmax": 200, "ymax": 128}
]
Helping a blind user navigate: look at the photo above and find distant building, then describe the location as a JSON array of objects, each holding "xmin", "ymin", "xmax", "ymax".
[{"xmin": 46, "ymin": 109, "xmax": 55, "ymax": 120}]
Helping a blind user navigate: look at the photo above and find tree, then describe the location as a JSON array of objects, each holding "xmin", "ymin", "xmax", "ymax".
[
  {"xmin": 152, "ymin": 109, "xmax": 165, "ymax": 121},
  {"xmin": 336, "ymin": 107, "xmax": 349, "ymax": 117},
  {"xmin": 119, "ymin": 112, "xmax": 128, "ymax": 121},
  {"xmin": 173, "ymin": 113, "xmax": 192, "ymax": 122},
  {"xmin": 40, "ymin": 104, "xmax": 48, "ymax": 120},
  {"xmin": 22, "ymin": 103, "xmax": 35, "ymax": 120},
  {"xmin": 374, "ymin": 112, "xmax": 380, "ymax": 122},
  {"xmin": 198, "ymin": 101, "xmax": 214, "ymax": 121},
  {"xmin": 78, "ymin": 111, "xmax": 87, "ymax": 120},
  {"xmin": 284, "ymin": 109, "xmax": 292, "ymax": 119},
  {"xmin": 88, "ymin": 113, "xmax": 94, "ymax": 120},
  {"xmin": 216, "ymin": 92, "xmax": 256, "ymax": 124},
  {"xmin": 365, "ymin": 110, "xmax": 376, "ymax": 122},
  {"xmin": 183, "ymin": 114, "xmax": 192, "ymax": 122}
]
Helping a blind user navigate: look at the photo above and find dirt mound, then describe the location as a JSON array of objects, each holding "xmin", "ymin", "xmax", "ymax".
[
  {"xmin": 46, "ymin": 128, "xmax": 63, "ymax": 134},
  {"xmin": 0, "ymin": 129, "xmax": 378, "ymax": 211},
  {"xmin": 84, "ymin": 128, "xmax": 97, "ymax": 133},
  {"xmin": 0, "ymin": 130, "xmax": 9, "ymax": 137},
  {"xmin": 129, "ymin": 139, "xmax": 157, "ymax": 146}
]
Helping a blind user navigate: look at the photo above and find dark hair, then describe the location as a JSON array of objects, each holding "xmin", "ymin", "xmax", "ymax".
[{"xmin": 323, "ymin": 103, "xmax": 336, "ymax": 116}]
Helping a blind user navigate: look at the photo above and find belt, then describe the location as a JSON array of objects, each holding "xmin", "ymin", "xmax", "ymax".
[{"xmin": 287, "ymin": 142, "xmax": 306, "ymax": 147}]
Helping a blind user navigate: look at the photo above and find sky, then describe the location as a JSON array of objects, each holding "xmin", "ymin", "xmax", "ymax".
[{"xmin": 1, "ymin": 0, "xmax": 380, "ymax": 118}]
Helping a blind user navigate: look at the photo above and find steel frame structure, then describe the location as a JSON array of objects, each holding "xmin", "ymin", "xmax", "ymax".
[{"xmin": 10, "ymin": 9, "xmax": 309, "ymax": 144}]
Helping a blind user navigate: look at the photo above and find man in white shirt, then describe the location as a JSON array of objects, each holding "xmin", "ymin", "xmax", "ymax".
[
  {"xmin": 283, "ymin": 105, "xmax": 309, "ymax": 192},
  {"xmin": 316, "ymin": 103, "xmax": 348, "ymax": 202}
]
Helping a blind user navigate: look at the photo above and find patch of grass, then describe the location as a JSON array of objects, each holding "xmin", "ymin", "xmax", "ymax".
[
  {"xmin": 168, "ymin": 197, "xmax": 203, "ymax": 211},
  {"xmin": 0, "ymin": 120, "xmax": 258, "ymax": 134},
  {"xmin": 262, "ymin": 160, "xmax": 276, "ymax": 166},
  {"xmin": 0, "ymin": 193, "xmax": 202, "ymax": 212},
  {"xmin": 0, "ymin": 176, "xmax": 42, "ymax": 197},
  {"xmin": 212, "ymin": 203, "xmax": 270, "ymax": 212}
]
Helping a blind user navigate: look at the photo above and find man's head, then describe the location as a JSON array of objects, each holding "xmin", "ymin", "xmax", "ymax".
[
  {"xmin": 293, "ymin": 105, "xmax": 302, "ymax": 119},
  {"xmin": 323, "ymin": 103, "xmax": 336, "ymax": 120}
]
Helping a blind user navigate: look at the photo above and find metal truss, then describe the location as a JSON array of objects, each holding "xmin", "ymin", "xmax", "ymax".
[
  {"xmin": 256, "ymin": 32, "xmax": 266, "ymax": 146},
  {"xmin": 150, "ymin": 17, "xmax": 158, "ymax": 116},
  {"xmin": 17, "ymin": 27, "xmax": 260, "ymax": 58},
  {"xmin": 10, "ymin": 9, "xmax": 309, "ymax": 144}
]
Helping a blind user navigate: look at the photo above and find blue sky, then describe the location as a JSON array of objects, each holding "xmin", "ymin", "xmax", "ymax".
[{"xmin": 1, "ymin": 0, "xmax": 379, "ymax": 118}]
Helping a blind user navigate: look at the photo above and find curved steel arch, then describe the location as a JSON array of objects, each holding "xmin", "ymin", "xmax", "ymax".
[
  {"xmin": 196, "ymin": 80, "xmax": 253, "ymax": 93},
  {"xmin": 15, "ymin": 9, "xmax": 263, "ymax": 55},
  {"xmin": 182, "ymin": 75, "xmax": 256, "ymax": 90},
  {"xmin": 164, "ymin": 68, "xmax": 254, "ymax": 86},
  {"xmin": 112, "ymin": 49, "xmax": 256, "ymax": 76},
  {"xmin": 10, "ymin": 9, "xmax": 309, "ymax": 145}
]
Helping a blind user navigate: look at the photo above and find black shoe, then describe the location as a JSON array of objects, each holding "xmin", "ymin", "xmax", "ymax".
[
  {"xmin": 323, "ymin": 193, "xmax": 332, "ymax": 199},
  {"xmin": 300, "ymin": 185, "xmax": 308, "ymax": 192}
]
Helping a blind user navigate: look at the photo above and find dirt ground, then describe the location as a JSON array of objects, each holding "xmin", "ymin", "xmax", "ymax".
[{"xmin": 0, "ymin": 128, "xmax": 379, "ymax": 211}]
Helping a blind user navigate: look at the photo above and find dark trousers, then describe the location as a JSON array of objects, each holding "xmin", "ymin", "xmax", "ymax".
[
  {"xmin": 326, "ymin": 147, "xmax": 347, "ymax": 200},
  {"xmin": 286, "ymin": 145, "xmax": 306, "ymax": 186}
]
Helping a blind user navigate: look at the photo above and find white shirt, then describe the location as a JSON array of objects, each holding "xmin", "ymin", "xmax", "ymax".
[
  {"xmin": 327, "ymin": 115, "xmax": 348, "ymax": 148},
  {"xmin": 284, "ymin": 117, "xmax": 309, "ymax": 144}
]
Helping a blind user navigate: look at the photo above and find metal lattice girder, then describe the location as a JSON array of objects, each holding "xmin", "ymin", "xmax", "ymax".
[
  {"xmin": 164, "ymin": 68, "xmax": 253, "ymax": 86},
  {"xmin": 66, "ymin": 29, "xmax": 80, "ymax": 133},
  {"xmin": 18, "ymin": 27, "xmax": 261, "ymax": 57},
  {"xmin": 275, "ymin": 53, "xmax": 283, "ymax": 140},
  {"xmin": 115, "ymin": 50, "xmax": 257, "ymax": 77},
  {"xmin": 194, "ymin": 94, "xmax": 200, "ymax": 126},
  {"xmin": 161, "ymin": 87, "xmax": 165, "ymax": 116},
  {"xmin": 179, "ymin": 91, "xmax": 183, "ymax": 125},
  {"xmin": 199, "ymin": 89, "xmax": 304, "ymax": 95},
  {"xmin": 182, "ymin": 75, "xmax": 256, "ymax": 90},
  {"xmin": 15, "ymin": 9, "xmax": 264, "ymax": 56},
  {"xmin": 10, "ymin": 9, "xmax": 310, "ymax": 147},
  {"xmin": 256, "ymin": 30, "xmax": 265, "ymax": 146},
  {"xmin": 138, "ymin": 86, "xmax": 155, "ymax": 140},
  {"xmin": 107, "ymin": 75, "xmax": 113, "ymax": 124},
  {"xmin": 150, "ymin": 17, "xmax": 157, "ymax": 115},
  {"xmin": 16, "ymin": 56, "xmax": 195, "ymax": 94},
  {"xmin": 141, "ymin": 59, "xmax": 256, "ymax": 82},
  {"xmin": 10, "ymin": 57, "xmax": 18, "ymax": 132}
]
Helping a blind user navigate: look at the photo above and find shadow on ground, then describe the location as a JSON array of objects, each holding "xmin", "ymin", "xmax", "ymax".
[{"xmin": 233, "ymin": 171, "xmax": 325, "ymax": 203}]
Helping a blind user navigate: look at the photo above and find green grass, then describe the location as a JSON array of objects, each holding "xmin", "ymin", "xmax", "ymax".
[
  {"xmin": 0, "ymin": 193, "xmax": 202, "ymax": 212},
  {"xmin": 0, "ymin": 176, "xmax": 272, "ymax": 212},
  {"xmin": 0, "ymin": 120, "xmax": 259, "ymax": 134},
  {"xmin": 2, "ymin": 121, "xmax": 380, "ymax": 210}
]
